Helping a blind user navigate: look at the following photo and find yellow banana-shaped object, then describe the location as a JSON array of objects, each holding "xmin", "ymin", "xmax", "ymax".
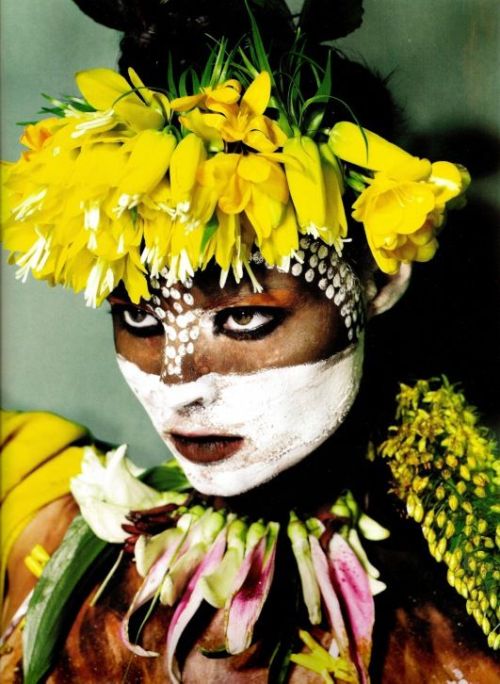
[
  {"xmin": 1, "ymin": 411, "xmax": 90, "ymax": 599},
  {"xmin": 1, "ymin": 411, "xmax": 87, "ymax": 502}
]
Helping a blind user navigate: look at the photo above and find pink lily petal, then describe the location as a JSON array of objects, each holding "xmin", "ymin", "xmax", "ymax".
[
  {"xmin": 165, "ymin": 528, "xmax": 227, "ymax": 683},
  {"xmin": 329, "ymin": 533, "xmax": 375, "ymax": 683},
  {"xmin": 120, "ymin": 531, "xmax": 185, "ymax": 657},
  {"xmin": 225, "ymin": 524, "xmax": 278, "ymax": 655},
  {"xmin": 309, "ymin": 535, "xmax": 350, "ymax": 659}
]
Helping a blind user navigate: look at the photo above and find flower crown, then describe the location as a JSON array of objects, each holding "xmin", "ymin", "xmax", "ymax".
[{"xmin": 1, "ymin": 32, "xmax": 469, "ymax": 307}]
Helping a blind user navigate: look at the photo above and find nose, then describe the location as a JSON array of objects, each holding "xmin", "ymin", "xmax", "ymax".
[
  {"xmin": 160, "ymin": 327, "xmax": 213, "ymax": 385},
  {"xmin": 159, "ymin": 374, "xmax": 218, "ymax": 411}
]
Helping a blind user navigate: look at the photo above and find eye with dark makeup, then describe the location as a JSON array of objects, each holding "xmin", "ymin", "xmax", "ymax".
[
  {"xmin": 111, "ymin": 304, "xmax": 164, "ymax": 338},
  {"xmin": 214, "ymin": 307, "xmax": 287, "ymax": 340}
]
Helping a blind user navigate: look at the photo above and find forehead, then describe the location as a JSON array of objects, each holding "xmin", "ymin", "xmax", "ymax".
[{"xmin": 147, "ymin": 265, "xmax": 324, "ymax": 311}]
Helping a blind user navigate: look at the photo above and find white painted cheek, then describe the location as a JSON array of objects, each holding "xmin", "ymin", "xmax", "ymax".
[
  {"xmin": 178, "ymin": 338, "xmax": 364, "ymax": 495},
  {"xmin": 116, "ymin": 336, "xmax": 364, "ymax": 497}
]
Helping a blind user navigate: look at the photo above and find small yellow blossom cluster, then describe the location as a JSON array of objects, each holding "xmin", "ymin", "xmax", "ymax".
[
  {"xmin": 330, "ymin": 123, "xmax": 470, "ymax": 274},
  {"xmin": 1, "ymin": 62, "xmax": 469, "ymax": 305},
  {"xmin": 379, "ymin": 378, "xmax": 499, "ymax": 648}
]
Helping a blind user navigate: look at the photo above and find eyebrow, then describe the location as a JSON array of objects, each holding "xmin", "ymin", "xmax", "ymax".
[{"xmin": 207, "ymin": 289, "xmax": 301, "ymax": 309}]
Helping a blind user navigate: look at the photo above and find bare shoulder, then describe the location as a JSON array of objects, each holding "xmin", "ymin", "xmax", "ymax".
[{"xmin": 2, "ymin": 494, "xmax": 79, "ymax": 630}]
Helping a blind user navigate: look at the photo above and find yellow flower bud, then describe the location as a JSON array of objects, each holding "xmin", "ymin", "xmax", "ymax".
[
  {"xmin": 472, "ymin": 473, "xmax": 489, "ymax": 487},
  {"xmin": 437, "ymin": 537, "xmax": 447, "ymax": 557},
  {"xmin": 482, "ymin": 617, "xmax": 491, "ymax": 635},
  {"xmin": 459, "ymin": 464, "xmax": 471, "ymax": 480},
  {"xmin": 436, "ymin": 510, "xmax": 447, "ymax": 528},
  {"xmin": 456, "ymin": 481, "xmax": 467, "ymax": 495},
  {"xmin": 448, "ymin": 494, "xmax": 459, "ymax": 511},
  {"xmin": 444, "ymin": 521, "xmax": 455, "ymax": 539},
  {"xmin": 474, "ymin": 486, "xmax": 486, "ymax": 499},
  {"xmin": 436, "ymin": 486, "xmax": 446, "ymax": 500}
]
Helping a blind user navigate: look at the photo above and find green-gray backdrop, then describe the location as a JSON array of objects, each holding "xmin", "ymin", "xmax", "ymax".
[{"xmin": 1, "ymin": 0, "xmax": 498, "ymax": 465}]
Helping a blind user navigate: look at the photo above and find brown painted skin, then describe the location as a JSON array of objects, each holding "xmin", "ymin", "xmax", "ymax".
[
  {"xmin": 110, "ymin": 267, "xmax": 350, "ymax": 383},
  {"xmin": 1, "ymin": 495, "xmax": 499, "ymax": 683}
]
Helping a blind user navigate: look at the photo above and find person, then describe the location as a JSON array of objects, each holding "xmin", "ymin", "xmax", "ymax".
[{"xmin": 1, "ymin": 1, "xmax": 498, "ymax": 682}]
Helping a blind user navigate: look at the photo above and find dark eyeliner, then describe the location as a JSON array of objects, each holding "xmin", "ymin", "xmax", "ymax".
[
  {"xmin": 110, "ymin": 304, "xmax": 164, "ymax": 338},
  {"xmin": 213, "ymin": 307, "xmax": 286, "ymax": 341}
]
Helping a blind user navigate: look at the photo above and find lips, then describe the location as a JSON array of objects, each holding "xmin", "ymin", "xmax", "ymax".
[{"xmin": 169, "ymin": 432, "xmax": 244, "ymax": 463}]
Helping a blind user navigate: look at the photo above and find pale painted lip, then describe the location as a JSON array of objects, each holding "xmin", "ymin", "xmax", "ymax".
[{"xmin": 168, "ymin": 431, "xmax": 244, "ymax": 464}]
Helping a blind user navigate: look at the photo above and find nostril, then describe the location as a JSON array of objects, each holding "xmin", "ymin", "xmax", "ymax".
[{"xmin": 163, "ymin": 377, "xmax": 217, "ymax": 411}]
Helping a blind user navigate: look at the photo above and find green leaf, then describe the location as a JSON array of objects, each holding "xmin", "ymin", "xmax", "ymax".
[
  {"xmin": 141, "ymin": 460, "xmax": 191, "ymax": 492},
  {"xmin": 200, "ymin": 215, "xmax": 219, "ymax": 254},
  {"xmin": 23, "ymin": 516, "xmax": 113, "ymax": 684}
]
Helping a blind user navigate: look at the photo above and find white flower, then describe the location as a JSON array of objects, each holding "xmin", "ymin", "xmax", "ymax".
[{"xmin": 71, "ymin": 444, "xmax": 178, "ymax": 542}]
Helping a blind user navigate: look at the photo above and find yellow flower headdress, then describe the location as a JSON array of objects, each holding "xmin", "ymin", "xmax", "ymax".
[{"xmin": 1, "ymin": 30, "xmax": 469, "ymax": 307}]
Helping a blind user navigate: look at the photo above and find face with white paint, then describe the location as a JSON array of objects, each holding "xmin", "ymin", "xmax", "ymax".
[{"xmin": 110, "ymin": 242, "xmax": 377, "ymax": 496}]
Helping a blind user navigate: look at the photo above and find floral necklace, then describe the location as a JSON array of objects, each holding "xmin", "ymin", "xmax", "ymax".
[{"xmin": 18, "ymin": 378, "xmax": 499, "ymax": 684}]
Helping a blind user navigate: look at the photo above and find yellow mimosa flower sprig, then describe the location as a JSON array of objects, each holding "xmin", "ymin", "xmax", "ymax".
[
  {"xmin": 1, "ymin": 27, "xmax": 470, "ymax": 306},
  {"xmin": 380, "ymin": 378, "xmax": 499, "ymax": 649}
]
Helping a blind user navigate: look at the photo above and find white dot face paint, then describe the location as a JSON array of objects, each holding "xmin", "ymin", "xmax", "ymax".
[{"xmin": 116, "ymin": 335, "xmax": 364, "ymax": 497}]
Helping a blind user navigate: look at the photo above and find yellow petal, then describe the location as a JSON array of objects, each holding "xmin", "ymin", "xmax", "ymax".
[
  {"xmin": 245, "ymin": 186, "xmax": 285, "ymax": 240},
  {"xmin": 127, "ymin": 67, "xmax": 153, "ymax": 105},
  {"xmin": 320, "ymin": 143, "xmax": 347, "ymax": 238},
  {"xmin": 329, "ymin": 121, "xmax": 414, "ymax": 173},
  {"xmin": 75, "ymin": 68, "xmax": 133, "ymax": 110},
  {"xmin": 207, "ymin": 79, "xmax": 242, "ymax": 105},
  {"xmin": 260, "ymin": 202, "xmax": 299, "ymax": 266},
  {"xmin": 171, "ymin": 93, "xmax": 205, "ymax": 112},
  {"xmin": 237, "ymin": 154, "xmax": 271, "ymax": 183},
  {"xmin": 219, "ymin": 174, "xmax": 251, "ymax": 214},
  {"xmin": 179, "ymin": 109, "xmax": 224, "ymax": 148},
  {"xmin": 429, "ymin": 161, "xmax": 469, "ymax": 204},
  {"xmin": 170, "ymin": 134, "xmax": 207, "ymax": 205},
  {"xmin": 241, "ymin": 72, "xmax": 271, "ymax": 116},
  {"xmin": 125, "ymin": 250, "xmax": 150, "ymax": 303},
  {"xmin": 119, "ymin": 130, "xmax": 176, "ymax": 195},
  {"xmin": 214, "ymin": 209, "xmax": 239, "ymax": 270},
  {"xmin": 114, "ymin": 99, "xmax": 165, "ymax": 132},
  {"xmin": 414, "ymin": 238, "xmax": 438, "ymax": 262},
  {"xmin": 284, "ymin": 136, "xmax": 325, "ymax": 230}
]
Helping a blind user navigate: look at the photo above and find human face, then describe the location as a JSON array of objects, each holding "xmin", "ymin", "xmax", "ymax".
[{"xmin": 111, "ymin": 242, "xmax": 365, "ymax": 496}]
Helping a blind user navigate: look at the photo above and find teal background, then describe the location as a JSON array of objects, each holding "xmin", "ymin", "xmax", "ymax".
[{"xmin": 1, "ymin": 1, "xmax": 498, "ymax": 465}]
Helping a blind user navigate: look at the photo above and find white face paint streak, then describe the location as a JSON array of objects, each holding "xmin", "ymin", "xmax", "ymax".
[{"xmin": 116, "ymin": 335, "xmax": 364, "ymax": 496}]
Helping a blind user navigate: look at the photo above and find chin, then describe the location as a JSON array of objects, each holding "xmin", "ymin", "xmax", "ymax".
[{"xmin": 166, "ymin": 435, "xmax": 335, "ymax": 497}]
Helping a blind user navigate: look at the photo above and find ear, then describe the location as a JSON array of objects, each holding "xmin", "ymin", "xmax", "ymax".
[{"xmin": 367, "ymin": 263, "xmax": 412, "ymax": 318}]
